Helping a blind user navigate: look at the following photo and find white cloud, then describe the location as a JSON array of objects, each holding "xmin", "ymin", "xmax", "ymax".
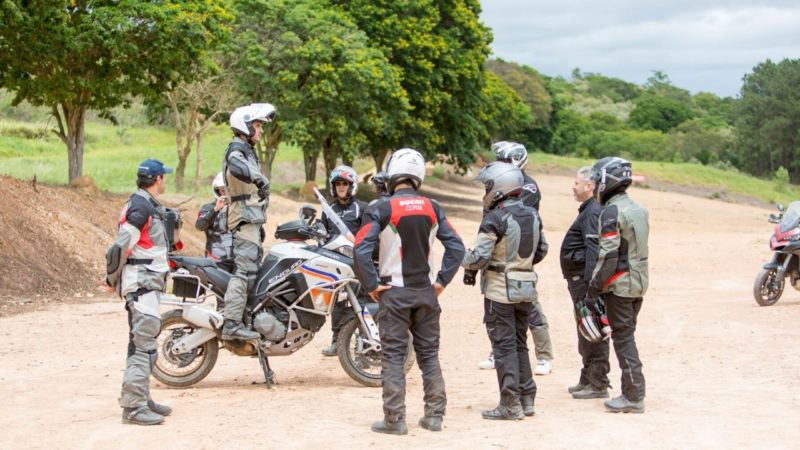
[{"xmin": 481, "ymin": 1, "xmax": 800, "ymax": 96}]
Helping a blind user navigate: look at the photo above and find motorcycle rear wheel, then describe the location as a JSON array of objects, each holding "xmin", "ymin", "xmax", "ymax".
[
  {"xmin": 152, "ymin": 309, "xmax": 219, "ymax": 388},
  {"xmin": 753, "ymin": 268, "xmax": 784, "ymax": 306},
  {"xmin": 337, "ymin": 317, "xmax": 414, "ymax": 387}
]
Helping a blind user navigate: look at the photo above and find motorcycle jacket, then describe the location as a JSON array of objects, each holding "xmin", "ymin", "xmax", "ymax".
[
  {"xmin": 195, "ymin": 202, "xmax": 234, "ymax": 263},
  {"xmin": 560, "ymin": 198, "xmax": 602, "ymax": 280},
  {"xmin": 353, "ymin": 188, "xmax": 465, "ymax": 293},
  {"xmin": 321, "ymin": 197, "xmax": 368, "ymax": 238},
  {"xmin": 462, "ymin": 198, "xmax": 548, "ymax": 304},
  {"xmin": 106, "ymin": 189, "xmax": 176, "ymax": 297},
  {"xmin": 520, "ymin": 171, "xmax": 541, "ymax": 211},
  {"xmin": 588, "ymin": 193, "xmax": 649, "ymax": 298},
  {"xmin": 223, "ymin": 137, "xmax": 269, "ymax": 231}
]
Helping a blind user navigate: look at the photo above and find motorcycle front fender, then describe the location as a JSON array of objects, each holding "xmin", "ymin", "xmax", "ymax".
[{"xmin": 764, "ymin": 253, "xmax": 788, "ymax": 270}]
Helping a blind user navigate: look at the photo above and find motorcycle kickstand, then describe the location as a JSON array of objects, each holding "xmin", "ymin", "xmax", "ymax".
[{"xmin": 256, "ymin": 345, "xmax": 276, "ymax": 388}]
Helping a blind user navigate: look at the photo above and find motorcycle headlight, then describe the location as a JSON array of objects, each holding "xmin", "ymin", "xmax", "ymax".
[{"xmin": 336, "ymin": 245, "xmax": 354, "ymax": 258}]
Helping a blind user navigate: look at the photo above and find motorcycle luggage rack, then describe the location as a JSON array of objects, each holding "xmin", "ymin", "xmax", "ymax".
[{"xmin": 162, "ymin": 272, "xmax": 217, "ymax": 306}]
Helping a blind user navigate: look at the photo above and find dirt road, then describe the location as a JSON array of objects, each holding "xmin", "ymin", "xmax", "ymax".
[{"xmin": 2, "ymin": 174, "xmax": 799, "ymax": 449}]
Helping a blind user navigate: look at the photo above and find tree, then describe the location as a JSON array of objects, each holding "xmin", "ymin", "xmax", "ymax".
[
  {"xmin": 486, "ymin": 58, "xmax": 553, "ymax": 148},
  {"xmin": 479, "ymin": 72, "xmax": 532, "ymax": 144},
  {"xmin": 629, "ymin": 95, "xmax": 693, "ymax": 133},
  {"xmin": 164, "ymin": 57, "xmax": 240, "ymax": 190},
  {"xmin": 231, "ymin": 0, "xmax": 408, "ymax": 183},
  {"xmin": 734, "ymin": 58, "xmax": 800, "ymax": 180},
  {"xmin": 330, "ymin": 0, "xmax": 492, "ymax": 168},
  {"xmin": 644, "ymin": 70, "xmax": 692, "ymax": 106},
  {"xmin": 0, "ymin": 1, "xmax": 230, "ymax": 183}
]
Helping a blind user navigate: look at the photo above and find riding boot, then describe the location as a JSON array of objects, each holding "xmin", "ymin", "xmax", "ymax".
[{"xmin": 222, "ymin": 319, "xmax": 260, "ymax": 341}]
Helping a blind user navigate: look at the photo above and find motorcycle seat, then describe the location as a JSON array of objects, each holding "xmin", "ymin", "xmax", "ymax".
[
  {"xmin": 205, "ymin": 267, "xmax": 232, "ymax": 293},
  {"xmin": 171, "ymin": 256, "xmax": 219, "ymax": 269}
]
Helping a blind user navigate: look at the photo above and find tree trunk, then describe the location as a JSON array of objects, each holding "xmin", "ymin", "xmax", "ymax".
[
  {"xmin": 321, "ymin": 137, "xmax": 339, "ymax": 195},
  {"xmin": 372, "ymin": 148, "xmax": 390, "ymax": 172},
  {"xmin": 175, "ymin": 111, "xmax": 198, "ymax": 190},
  {"xmin": 258, "ymin": 123, "xmax": 283, "ymax": 181},
  {"xmin": 303, "ymin": 149, "xmax": 319, "ymax": 182},
  {"xmin": 194, "ymin": 130, "xmax": 204, "ymax": 191},
  {"xmin": 53, "ymin": 103, "xmax": 87, "ymax": 183}
]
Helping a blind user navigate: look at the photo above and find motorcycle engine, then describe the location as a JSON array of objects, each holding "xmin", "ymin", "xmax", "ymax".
[{"xmin": 253, "ymin": 311, "xmax": 287, "ymax": 342}]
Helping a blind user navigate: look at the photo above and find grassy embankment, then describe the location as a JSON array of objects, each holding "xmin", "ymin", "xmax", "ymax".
[{"xmin": 1, "ymin": 118, "xmax": 798, "ymax": 206}]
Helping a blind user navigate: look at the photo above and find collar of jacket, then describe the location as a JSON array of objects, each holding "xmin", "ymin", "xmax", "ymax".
[
  {"xmin": 496, "ymin": 197, "xmax": 522, "ymax": 209},
  {"xmin": 393, "ymin": 187, "xmax": 417, "ymax": 196},
  {"xmin": 578, "ymin": 197, "xmax": 596, "ymax": 212},
  {"xmin": 136, "ymin": 188, "xmax": 162, "ymax": 208}
]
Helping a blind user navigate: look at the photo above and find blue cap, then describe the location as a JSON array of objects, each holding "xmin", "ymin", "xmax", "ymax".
[{"xmin": 137, "ymin": 159, "xmax": 173, "ymax": 179}]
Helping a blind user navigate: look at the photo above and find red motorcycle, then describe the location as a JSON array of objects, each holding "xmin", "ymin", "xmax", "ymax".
[{"xmin": 753, "ymin": 202, "xmax": 800, "ymax": 306}]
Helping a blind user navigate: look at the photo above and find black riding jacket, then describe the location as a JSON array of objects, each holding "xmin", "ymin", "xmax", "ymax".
[
  {"xmin": 195, "ymin": 201, "xmax": 234, "ymax": 263},
  {"xmin": 520, "ymin": 171, "xmax": 541, "ymax": 211},
  {"xmin": 353, "ymin": 188, "xmax": 465, "ymax": 293},
  {"xmin": 321, "ymin": 197, "xmax": 368, "ymax": 238},
  {"xmin": 559, "ymin": 198, "xmax": 602, "ymax": 280}
]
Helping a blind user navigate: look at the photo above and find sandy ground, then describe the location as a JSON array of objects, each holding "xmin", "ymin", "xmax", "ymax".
[{"xmin": 2, "ymin": 173, "xmax": 800, "ymax": 449}]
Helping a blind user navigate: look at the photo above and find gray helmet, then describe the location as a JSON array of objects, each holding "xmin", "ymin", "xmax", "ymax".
[
  {"xmin": 591, "ymin": 156, "xmax": 632, "ymax": 204},
  {"xmin": 474, "ymin": 162, "xmax": 524, "ymax": 210},
  {"xmin": 493, "ymin": 141, "xmax": 529, "ymax": 169}
]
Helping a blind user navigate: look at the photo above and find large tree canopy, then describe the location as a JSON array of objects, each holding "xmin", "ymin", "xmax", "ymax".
[
  {"xmin": 231, "ymin": 0, "xmax": 409, "ymax": 182},
  {"xmin": 329, "ymin": 0, "xmax": 492, "ymax": 168},
  {"xmin": 0, "ymin": 0, "xmax": 230, "ymax": 181},
  {"xmin": 734, "ymin": 58, "xmax": 800, "ymax": 180}
]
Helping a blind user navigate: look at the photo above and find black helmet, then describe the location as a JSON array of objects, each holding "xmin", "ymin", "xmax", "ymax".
[
  {"xmin": 591, "ymin": 156, "xmax": 632, "ymax": 204},
  {"xmin": 372, "ymin": 171, "xmax": 388, "ymax": 195}
]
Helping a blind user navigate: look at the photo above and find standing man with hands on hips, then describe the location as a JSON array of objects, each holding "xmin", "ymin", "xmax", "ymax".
[{"xmin": 354, "ymin": 148, "xmax": 465, "ymax": 435}]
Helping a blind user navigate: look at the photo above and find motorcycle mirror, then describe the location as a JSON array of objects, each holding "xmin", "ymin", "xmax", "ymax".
[
  {"xmin": 300, "ymin": 205, "xmax": 316, "ymax": 223},
  {"xmin": 778, "ymin": 203, "xmax": 785, "ymax": 212}
]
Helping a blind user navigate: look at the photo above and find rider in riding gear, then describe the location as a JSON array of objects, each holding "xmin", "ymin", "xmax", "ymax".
[
  {"xmin": 221, "ymin": 103, "xmax": 276, "ymax": 341},
  {"xmin": 462, "ymin": 162, "xmax": 548, "ymax": 420},
  {"xmin": 587, "ymin": 156, "xmax": 649, "ymax": 413},
  {"xmin": 476, "ymin": 141, "xmax": 553, "ymax": 375},
  {"xmin": 195, "ymin": 172, "xmax": 235, "ymax": 274},
  {"xmin": 354, "ymin": 148, "xmax": 465, "ymax": 435},
  {"xmin": 320, "ymin": 165, "xmax": 368, "ymax": 357},
  {"xmin": 106, "ymin": 158, "xmax": 181, "ymax": 426},
  {"xmin": 560, "ymin": 166, "xmax": 610, "ymax": 399}
]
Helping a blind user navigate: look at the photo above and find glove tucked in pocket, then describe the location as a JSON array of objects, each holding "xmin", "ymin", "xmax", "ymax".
[{"xmin": 505, "ymin": 271, "xmax": 537, "ymax": 303}]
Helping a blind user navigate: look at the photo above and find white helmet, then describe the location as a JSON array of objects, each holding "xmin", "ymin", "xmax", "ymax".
[
  {"xmin": 329, "ymin": 165, "xmax": 358, "ymax": 199},
  {"xmin": 493, "ymin": 141, "xmax": 529, "ymax": 169},
  {"xmin": 386, "ymin": 148, "xmax": 425, "ymax": 194},
  {"xmin": 212, "ymin": 172, "xmax": 225, "ymax": 198},
  {"xmin": 229, "ymin": 103, "xmax": 276, "ymax": 138},
  {"xmin": 475, "ymin": 162, "xmax": 524, "ymax": 210}
]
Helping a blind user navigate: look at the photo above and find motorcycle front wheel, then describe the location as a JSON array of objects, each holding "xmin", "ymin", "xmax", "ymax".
[
  {"xmin": 152, "ymin": 309, "xmax": 219, "ymax": 388},
  {"xmin": 753, "ymin": 268, "xmax": 784, "ymax": 306},
  {"xmin": 337, "ymin": 318, "xmax": 414, "ymax": 387}
]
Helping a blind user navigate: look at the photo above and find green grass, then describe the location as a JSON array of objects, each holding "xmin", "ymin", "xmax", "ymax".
[
  {"xmin": 531, "ymin": 152, "xmax": 800, "ymax": 206},
  {"xmin": 0, "ymin": 119, "xmax": 310, "ymax": 194},
  {"xmin": 2, "ymin": 116, "xmax": 798, "ymax": 206}
]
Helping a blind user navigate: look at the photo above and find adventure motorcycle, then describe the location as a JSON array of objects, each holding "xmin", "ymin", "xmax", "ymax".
[
  {"xmin": 753, "ymin": 202, "xmax": 800, "ymax": 306},
  {"xmin": 152, "ymin": 196, "xmax": 413, "ymax": 388}
]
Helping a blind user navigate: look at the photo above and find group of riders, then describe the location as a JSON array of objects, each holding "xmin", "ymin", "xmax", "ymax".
[{"xmin": 104, "ymin": 102, "xmax": 649, "ymax": 432}]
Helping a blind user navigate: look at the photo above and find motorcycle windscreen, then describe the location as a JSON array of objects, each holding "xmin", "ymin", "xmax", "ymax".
[{"xmin": 780, "ymin": 201, "xmax": 800, "ymax": 233}]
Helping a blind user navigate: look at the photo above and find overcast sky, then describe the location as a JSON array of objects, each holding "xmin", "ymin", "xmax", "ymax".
[{"xmin": 480, "ymin": 0, "xmax": 800, "ymax": 97}]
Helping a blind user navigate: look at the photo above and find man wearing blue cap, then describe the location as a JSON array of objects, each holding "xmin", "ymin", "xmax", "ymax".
[{"xmin": 104, "ymin": 158, "xmax": 179, "ymax": 425}]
